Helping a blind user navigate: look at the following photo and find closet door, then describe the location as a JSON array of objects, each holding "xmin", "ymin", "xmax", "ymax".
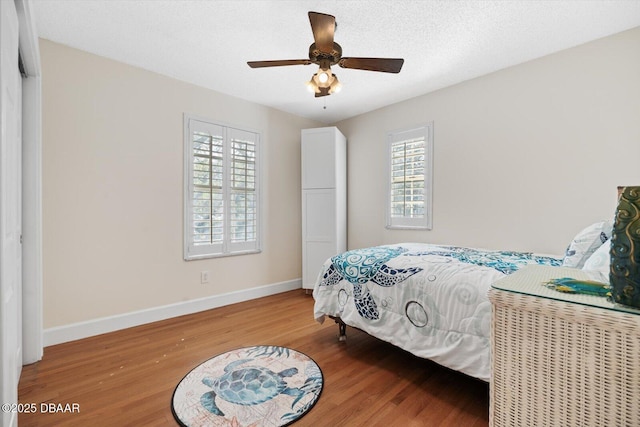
[
  {"xmin": 0, "ymin": 2, "xmax": 23, "ymax": 426},
  {"xmin": 301, "ymin": 128, "xmax": 336, "ymax": 190},
  {"xmin": 302, "ymin": 189, "xmax": 336, "ymax": 288}
]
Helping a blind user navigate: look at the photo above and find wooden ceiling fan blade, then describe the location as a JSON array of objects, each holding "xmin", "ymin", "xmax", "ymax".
[
  {"xmin": 308, "ymin": 11, "xmax": 335, "ymax": 54},
  {"xmin": 339, "ymin": 57, "xmax": 404, "ymax": 73},
  {"xmin": 247, "ymin": 59, "xmax": 312, "ymax": 68}
]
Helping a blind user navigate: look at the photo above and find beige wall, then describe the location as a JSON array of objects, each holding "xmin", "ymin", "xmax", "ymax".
[
  {"xmin": 337, "ymin": 27, "xmax": 640, "ymax": 255},
  {"xmin": 41, "ymin": 40, "xmax": 322, "ymax": 328},
  {"xmin": 42, "ymin": 27, "xmax": 640, "ymax": 329}
]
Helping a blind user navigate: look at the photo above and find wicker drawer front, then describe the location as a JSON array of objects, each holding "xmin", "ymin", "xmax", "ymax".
[{"xmin": 490, "ymin": 289, "xmax": 640, "ymax": 427}]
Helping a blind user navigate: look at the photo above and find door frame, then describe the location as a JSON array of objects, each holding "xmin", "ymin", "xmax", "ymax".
[{"xmin": 15, "ymin": 0, "xmax": 42, "ymax": 364}]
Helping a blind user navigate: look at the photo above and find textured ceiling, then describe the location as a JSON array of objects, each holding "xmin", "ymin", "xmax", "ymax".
[{"xmin": 33, "ymin": 0, "xmax": 640, "ymax": 124}]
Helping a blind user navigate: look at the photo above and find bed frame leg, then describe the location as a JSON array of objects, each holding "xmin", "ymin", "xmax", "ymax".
[{"xmin": 335, "ymin": 318, "xmax": 347, "ymax": 342}]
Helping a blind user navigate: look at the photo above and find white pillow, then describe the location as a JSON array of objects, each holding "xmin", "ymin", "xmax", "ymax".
[
  {"xmin": 582, "ymin": 240, "xmax": 611, "ymax": 283},
  {"xmin": 562, "ymin": 220, "xmax": 613, "ymax": 269}
]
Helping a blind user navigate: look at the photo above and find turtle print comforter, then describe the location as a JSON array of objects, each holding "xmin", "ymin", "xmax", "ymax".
[{"xmin": 312, "ymin": 243, "xmax": 561, "ymax": 381}]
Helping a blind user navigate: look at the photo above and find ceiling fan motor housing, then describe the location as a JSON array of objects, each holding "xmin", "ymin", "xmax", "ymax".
[{"xmin": 309, "ymin": 42, "xmax": 342, "ymax": 69}]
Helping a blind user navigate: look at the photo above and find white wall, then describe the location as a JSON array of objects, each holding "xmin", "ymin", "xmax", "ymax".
[
  {"xmin": 41, "ymin": 39, "xmax": 322, "ymax": 328},
  {"xmin": 337, "ymin": 27, "xmax": 640, "ymax": 255}
]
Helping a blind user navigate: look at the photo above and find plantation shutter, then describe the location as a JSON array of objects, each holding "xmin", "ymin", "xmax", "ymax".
[
  {"xmin": 185, "ymin": 116, "xmax": 260, "ymax": 259},
  {"xmin": 228, "ymin": 127, "xmax": 258, "ymax": 253},
  {"xmin": 387, "ymin": 125, "xmax": 433, "ymax": 229}
]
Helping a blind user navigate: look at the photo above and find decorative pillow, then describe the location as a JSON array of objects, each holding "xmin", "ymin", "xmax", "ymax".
[
  {"xmin": 562, "ymin": 220, "xmax": 613, "ymax": 269},
  {"xmin": 582, "ymin": 240, "xmax": 611, "ymax": 283}
]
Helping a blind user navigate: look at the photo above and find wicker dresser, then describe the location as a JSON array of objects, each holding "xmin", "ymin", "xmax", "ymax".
[{"xmin": 489, "ymin": 265, "xmax": 640, "ymax": 427}]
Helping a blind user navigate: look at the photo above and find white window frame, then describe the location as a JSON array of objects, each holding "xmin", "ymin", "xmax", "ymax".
[
  {"xmin": 184, "ymin": 113, "xmax": 261, "ymax": 260},
  {"xmin": 386, "ymin": 123, "xmax": 433, "ymax": 230}
]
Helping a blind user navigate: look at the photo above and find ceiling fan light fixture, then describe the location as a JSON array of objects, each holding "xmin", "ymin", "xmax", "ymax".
[
  {"xmin": 318, "ymin": 71, "xmax": 329, "ymax": 85},
  {"xmin": 306, "ymin": 77, "xmax": 320, "ymax": 94},
  {"xmin": 313, "ymin": 66, "xmax": 333, "ymax": 88},
  {"xmin": 307, "ymin": 67, "xmax": 341, "ymax": 96},
  {"xmin": 329, "ymin": 73, "xmax": 341, "ymax": 94}
]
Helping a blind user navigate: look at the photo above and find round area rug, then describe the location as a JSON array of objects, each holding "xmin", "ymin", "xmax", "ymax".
[{"xmin": 172, "ymin": 346, "xmax": 323, "ymax": 427}]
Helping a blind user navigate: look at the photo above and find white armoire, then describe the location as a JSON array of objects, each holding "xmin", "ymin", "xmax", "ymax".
[{"xmin": 301, "ymin": 127, "xmax": 347, "ymax": 290}]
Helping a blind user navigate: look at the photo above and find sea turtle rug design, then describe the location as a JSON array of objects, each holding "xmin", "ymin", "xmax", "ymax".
[
  {"xmin": 319, "ymin": 246, "xmax": 422, "ymax": 320},
  {"xmin": 172, "ymin": 346, "xmax": 323, "ymax": 427}
]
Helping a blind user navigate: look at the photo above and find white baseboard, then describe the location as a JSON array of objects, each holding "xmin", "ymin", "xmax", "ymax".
[{"xmin": 43, "ymin": 278, "xmax": 302, "ymax": 347}]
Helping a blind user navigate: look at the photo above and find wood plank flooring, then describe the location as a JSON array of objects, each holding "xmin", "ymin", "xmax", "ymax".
[{"xmin": 18, "ymin": 290, "xmax": 489, "ymax": 426}]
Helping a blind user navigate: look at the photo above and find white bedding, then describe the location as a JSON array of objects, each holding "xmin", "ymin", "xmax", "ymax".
[{"xmin": 313, "ymin": 243, "xmax": 562, "ymax": 381}]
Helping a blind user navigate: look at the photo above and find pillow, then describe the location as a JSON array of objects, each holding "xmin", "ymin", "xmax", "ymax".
[
  {"xmin": 562, "ymin": 220, "xmax": 613, "ymax": 269},
  {"xmin": 582, "ymin": 240, "xmax": 611, "ymax": 283}
]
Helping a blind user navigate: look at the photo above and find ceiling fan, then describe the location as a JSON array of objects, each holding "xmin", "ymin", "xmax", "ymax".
[{"xmin": 247, "ymin": 11, "xmax": 404, "ymax": 97}]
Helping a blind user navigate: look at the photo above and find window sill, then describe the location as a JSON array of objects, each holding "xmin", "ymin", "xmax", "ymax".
[
  {"xmin": 184, "ymin": 249, "xmax": 262, "ymax": 261},
  {"xmin": 386, "ymin": 225, "xmax": 432, "ymax": 231}
]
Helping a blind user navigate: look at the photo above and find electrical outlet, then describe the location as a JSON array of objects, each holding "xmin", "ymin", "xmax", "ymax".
[{"xmin": 201, "ymin": 271, "xmax": 210, "ymax": 284}]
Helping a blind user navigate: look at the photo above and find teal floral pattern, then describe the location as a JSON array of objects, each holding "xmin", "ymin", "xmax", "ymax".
[
  {"xmin": 319, "ymin": 245, "xmax": 560, "ymax": 320},
  {"xmin": 410, "ymin": 246, "xmax": 561, "ymax": 274},
  {"xmin": 320, "ymin": 247, "xmax": 422, "ymax": 319}
]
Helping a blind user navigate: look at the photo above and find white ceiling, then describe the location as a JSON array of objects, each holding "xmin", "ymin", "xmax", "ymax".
[{"xmin": 33, "ymin": 0, "xmax": 640, "ymax": 124}]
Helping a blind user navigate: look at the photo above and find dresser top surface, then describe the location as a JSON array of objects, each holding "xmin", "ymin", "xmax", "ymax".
[{"xmin": 492, "ymin": 265, "xmax": 640, "ymax": 315}]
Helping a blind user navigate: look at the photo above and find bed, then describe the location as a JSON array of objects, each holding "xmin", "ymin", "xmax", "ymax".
[{"xmin": 312, "ymin": 242, "xmax": 564, "ymax": 381}]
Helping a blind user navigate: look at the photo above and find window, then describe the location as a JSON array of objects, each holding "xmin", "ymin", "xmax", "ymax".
[
  {"xmin": 184, "ymin": 114, "xmax": 260, "ymax": 259},
  {"xmin": 387, "ymin": 123, "xmax": 433, "ymax": 230}
]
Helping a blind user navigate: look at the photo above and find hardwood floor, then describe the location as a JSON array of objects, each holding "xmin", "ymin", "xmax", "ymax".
[{"xmin": 18, "ymin": 290, "xmax": 489, "ymax": 426}]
